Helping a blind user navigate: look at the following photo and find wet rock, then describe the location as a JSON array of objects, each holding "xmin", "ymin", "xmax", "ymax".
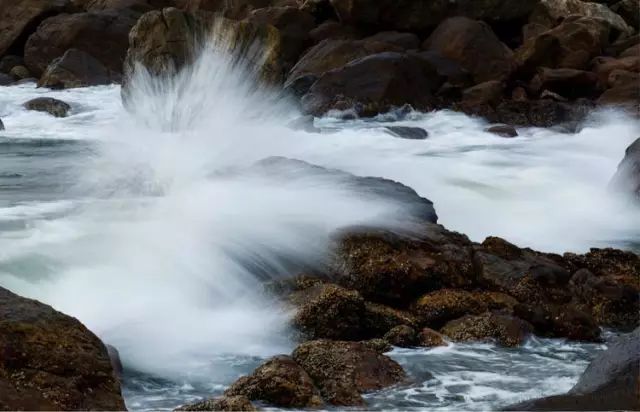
[
  {"xmin": 0, "ymin": 55, "xmax": 24, "ymax": 74},
  {"xmin": 515, "ymin": 16, "xmax": 610, "ymax": 75},
  {"xmin": 23, "ymin": 97, "xmax": 71, "ymax": 118},
  {"xmin": 507, "ymin": 327, "xmax": 640, "ymax": 411},
  {"xmin": 287, "ymin": 115, "xmax": 319, "ymax": 133},
  {"xmin": 0, "ymin": 287, "xmax": 125, "ymax": 410},
  {"xmin": 611, "ymin": 0, "xmax": 640, "ymax": 31},
  {"xmin": 441, "ymin": 311, "xmax": 534, "ymax": 347},
  {"xmin": 597, "ymin": 74, "xmax": 640, "ymax": 112},
  {"xmin": 514, "ymin": 303, "xmax": 601, "ymax": 341},
  {"xmin": 38, "ymin": 48, "xmax": 117, "ymax": 89},
  {"xmin": 308, "ymin": 20, "xmax": 360, "ymax": 43},
  {"xmin": 0, "ymin": 0, "xmax": 74, "ymax": 57},
  {"xmin": 291, "ymin": 283, "xmax": 370, "ymax": 341},
  {"xmin": 0, "ymin": 118, "xmax": 4, "ymax": 131},
  {"xmin": 570, "ymin": 269, "xmax": 639, "ymax": 330},
  {"xmin": 177, "ymin": 395, "xmax": 256, "ymax": 411},
  {"xmin": 361, "ymin": 338, "xmax": 393, "ymax": 353},
  {"xmin": 532, "ymin": 68, "xmax": 598, "ymax": 99},
  {"xmin": 423, "ymin": 17, "xmax": 515, "ymax": 84},
  {"xmin": 530, "ymin": 0, "xmax": 632, "ymax": 36},
  {"xmin": 0, "ymin": 73, "xmax": 12, "ymax": 86},
  {"xmin": 411, "ymin": 289, "xmax": 490, "ymax": 328},
  {"xmin": 486, "ymin": 124, "xmax": 518, "ymax": 138},
  {"xmin": 224, "ymin": 355, "xmax": 322, "ymax": 408},
  {"xmin": 461, "ymin": 80, "xmax": 505, "ymax": 106},
  {"xmin": 418, "ymin": 327, "xmax": 448, "ymax": 347},
  {"xmin": 105, "ymin": 344, "xmax": 124, "ymax": 379},
  {"xmin": 24, "ymin": 9, "xmax": 138, "ymax": 78},
  {"xmin": 565, "ymin": 247, "xmax": 640, "ymax": 290},
  {"xmin": 610, "ymin": 139, "xmax": 640, "ymax": 199},
  {"xmin": 383, "ymin": 325, "xmax": 418, "ymax": 347},
  {"xmin": 9, "ymin": 65, "xmax": 31, "ymax": 80},
  {"xmin": 292, "ymin": 340, "xmax": 406, "ymax": 406},
  {"xmin": 364, "ymin": 302, "xmax": 419, "ymax": 336},
  {"xmin": 384, "ymin": 126, "xmax": 429, "ymax": 140},
  {"xmin": 491, "ymin": 99, "xmax": 593, "ymax": 128},
  {"xmin": 301, "ymin": 51, "xmax": 445, "ymax": 117},
  {"xmin": 331, "ymin": 226, "xmax": 475, "ymax": 306},
  {"xmin": 592, "ymin": 56, "xmax": 640, "ymax": 85}
]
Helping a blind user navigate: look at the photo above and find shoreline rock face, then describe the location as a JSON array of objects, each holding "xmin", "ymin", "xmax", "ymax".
[
  {"xmin": 610, "ymin": 138, "xmax": 640, "ymax": 200},
  {"xmin": 506, "ymin": 327, "xmax": 640, "ymax": 411},
  {"xmin": 0, "ymin": 287, "xmax": 126, "ymax": 410}
]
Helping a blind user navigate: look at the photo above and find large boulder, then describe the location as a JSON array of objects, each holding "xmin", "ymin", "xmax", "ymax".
[
  {"xmin": 23, "ymin": 97, "xmax": 71, "ymax": 117},
  {"xmin": 530, "ymin": 0, "xmax": 633, "ymax": 36},
  {"xmin": 610, "ymin": 139, "xmax": 640, "ymax": 200},
  {"xmin": 328, "ymin": 0, "xmax": 540, "ymax": 32},
  {"xmin": 0, "ymin": 287, "xmax": 125, "ymax": 410},
  {"xmin": 0, "ymin": 0, "xmax": 74, "ymax": 57},
  {"xmin": 515, "ymin": 16, "xmax": 610, "ymax": 75},
  {"xmin": 224, "ymin": 355, "xmax": 322, "ymax": 408},
  {"xmin": 423, "ymin": 17, "xmax": 515, "ymax": 84},
  {"xmin": 73, "ymin": 0, "xmax": 175, "ymax": 11},
  {"xmin": 301, "ymin": 51, "xmax": 445, "ymax": 117},
  {"xmin": 23, "ymin": 9, "xmax": 138, "ymax": 77},
  {"xmin": 38, "ymin": 48, "xmax": 118, "ymax": 88},
  {"xmin": 292, "ymin": 340, "xmax": 406, "ymax": 406},
  {"xmin": 507, "ymin": 327, "xmax": 640, "ymax": 411},
  {"xmin": 441, "ymin": 311, "xmax": 533, "ymax": 347},
  {"xmin": 611, "ymin": 0, "xmax": 639, "ymax": 31}
]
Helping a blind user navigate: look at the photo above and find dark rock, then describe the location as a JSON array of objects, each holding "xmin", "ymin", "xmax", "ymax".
[
  {"xmin": 24, "ymin": 9, "xmax": 139, "ymax": 78},
  {"xmin": 366, "ymin": 31, "xmax": 420, "ymax": 50},
  {"xmin": 611, "ymin": 0, "xmax": 640, "ymax": 30},
  {"xmin": 75, "ymin": 0, "xmax": 175, "ymax": 12},
  {"xmin": 486, "ymin": 124, "xmax": 518, "ymax": 138},
  {"xmin": 469, "ymin": 99, "xmax": 594, "ymax": 128},
  {"xmin": 9, "ymin": 65, "xmax": 31, "ymax": 80},
  {"xmin": 292, "ymin": 340, "xmax": 406, "ymax": 406},
  {"xmin": 515, "ymin": 16, "xmax": 610, "ymax": 75},
  {"xmin": 0, "ymin": 73, "xmax": 12, "ymax": 86},
  {"xmin": 383, "ymin": 325, "xmax": 418, "ymax": 347},
  {"xmin": 0, "ymin": 55, "xmax": 24, "ymax": 74},
  {"xmin": 301, "ymin": 51, "xmax": 445, "ymax": 117},
  {"xmin": 0, "ymin": 0, "xmax": 74, "ymax": 57},
  {"xmin": 592, "ymin": 56, "xmax": 639, "ymax": 85},
  {"xmin": 529, "ymin": 0, "xmax": 632, "ymax": 36},
  {"xmin": 411, "ymin": 289, "xmax": 506, "ymax": 328},
  {"xmin": 105, "ymin": 344, "xmax": 124, "ymax": 379},
  {"xmin": 610, "ymin": 139, "xmax": 640, "ymax": 200},
  {"xmin": 328, "ymin": 0, "xmax": 539, "ymax": 32},
  {"xmin": 23, "ymin": 97, "xmax": 71, "ymax": 118},
  {"xmin": 308, "ymin": 20, "xmax": 360, "ymax": 43},
  {"xmin": 423, "ymin": 17, "xmax": 515, "ymax": 84},
  {"xmin": 384, "ymin": 126, "xmax": 429, "ymax": 140},
  {"xmin": 291, "ymin": 283, "xmax": 370, "ymax": 341},
  {"xmin": 0, "ymin": 287, "xmax": 125, "ymax": 410},
  {"xmin": 361, "ymin": 338, "xmax": 392, "ymax": 353},
  {"xmin": 38, "ymin": 48, "xmax": 118, "ymax": 89},
  {"xmin": 418, "ymin": 327, "xmax": 448, "ymax": 347},
  {"xmin": 533, "ymin": 67, "xmax": 598, "ymax": 99},
  {"xmin": 364, "ymin": 302, "xmax": 419, "ymax": 336},
  {"xmin": 177, "ymin": 395, "xmax": 256, "ymax": 411},
  {"xmin": 224, "ymin": 355, "xmax": 322, "ymax": 408},
  {"xmin": 441, "ymin": 311, "xmax": 533, "ymax": 347},
  {"xmin": 330, "ymin": 226, "xmax": 477, "ymax": 306},
  {"xmin": 461, "ymin": 80, "xmax": 505, "ymax": 106},
  {"xmin": 0, "ymin": 118, "xmax": 4, "ymax": 131},
  {"xmin": 506, "ymin": 328, "xmax": 640, "ymax": 411},
  {"xmin": 514, "ymin": 303, "xmax": 601, "ymax": 341}
]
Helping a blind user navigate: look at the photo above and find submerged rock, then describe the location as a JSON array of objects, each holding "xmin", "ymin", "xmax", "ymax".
[
  {"xmin": 292, "ymin": 340, "xmax": 406, "ymax": 406},
  {"xmin": 177, "ymin": 395, "xmax": 256, "ymax": 411},
  {"xmin": 486, "ymin": 124, "xmax": 518, "ymax": 138},
  {"xmin": 418, "ymin": 327, "xmax": 448, "ymax": 347},
  {"xmin": 0, "ymin": 118, "xmax": 4, "ymax": 131},
  {"xmin": 507, "ymin": 327, "xmax": 640, "ymax": 411},
  {"xmin": 23, "ymin": 97, "xmax": 71, "ymax": 118},
  {"xmin": 441, "ymin": 311, "xmax": 534, "ymax": 347},
  {"xmin": 224, "ymin": 355, "xmax": 322, "ymax": 408},
  {"xmin": 384, "ymin": 126, "xmax": 429, "ymax": 140},
  {"xmin": 0, "ymin": 287, "xmax": 125, "ymax": 410},
  {"xmin": 383, "ymin": 325, "xmax": 418, "ymax": 347}
]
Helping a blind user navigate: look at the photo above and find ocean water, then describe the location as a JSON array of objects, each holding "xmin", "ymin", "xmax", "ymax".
[{"xmin": 0, "ymin": 40, "xmax": 637, "ymax": 410}]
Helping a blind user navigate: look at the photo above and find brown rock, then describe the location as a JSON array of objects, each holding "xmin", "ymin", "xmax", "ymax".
[
  {"xmin": 411, "ymin": 289, "xmax": 489, "ymax": 328},
  {"xmin": 612, "ymin": 0, "xmax": 640, "ymax": 31},
  {"xmin": 383, "ymin": 325, "xmax": 418, "ymax": 347},
  {"xmin": 0, "ymin": 55, "xmax": 24, "ymax": 74},
  {"xmin": 592, "ymin": 56, "xmax": 640, "ymax": 85},
  {"xmin": 292, "ymin": 340, "xmax": 406, "ymax": 406},
  {"xmin": 308, "ymin": 20, "xmax": 360, "ymax": 43},
  {"xmin": 24, "ymin": 97, "xmax": 71, "ymax": 118},
  {"xmin": 418, "ymin": 327, "xmax": 448, "ymax": 347},
  {"xmin": 534, "ymin": 67, "xmax": 598, "ymax": 99},
  {"xmin": 609, "ymin": 140, "xmax": 640, "ymax": 201},
  {"xmin": 38, "ymin": 48, "xmax": 118, "ymax": 89},
  {"xmin": 177, "ymin": 395, "xmax": 256, "ymax": 411},
  {"xmin": 461, "ymin": 80, "xmax": 505, "ymax": 106},
  {"xmin": 364, "ymin": 302, "xmax": 419, "ymax": 336},
  {"xmin": 9, "ymin": 65, "xmax": 31, "ymax": 80},
  {"xmin": 486, "ymin": 124, "xmax": 518, "ymax": 138},
  {"xmin": 441, "ymin": 311, "xmax": 534, "ymax": 347},
  {"xmin": 24, "ymin": 9, "xmax": 138, "ymax": 78},
  {"xmin": 224, "ymin": 355, "xmax": 322, "ymax": 408},
  {"xmin": 366, "ymin": 31, "xmax": 420, "ymax": 50},
  {"xmin": 0, "ymin": 287, "xmax": 125, "ymax": 410},
  {"xmin": 423, "ymin": 17, "xmax": 515, "ymax": 84},
  {"xmin": 75, "ymin": 0, "xmax": 175, "ymax": 12},
  {"xmin": 514, "ymin": 303, "xmax": 601, "ymax": 341},
  {"xmin": 529, "ymin": 0, "xmax": 632, "ymax": 35},
  {"xmin": 0, "ymin": 0, "xmax": 74, "ymax": 57}
]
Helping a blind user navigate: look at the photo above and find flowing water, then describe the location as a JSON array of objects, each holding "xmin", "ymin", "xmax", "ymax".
[{"xmin": 0, "ymin": 40, "xmax": 638, "ymax": 410}]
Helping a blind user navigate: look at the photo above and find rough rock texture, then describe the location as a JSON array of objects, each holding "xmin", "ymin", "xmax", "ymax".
[
  {"xmin": 38, "ymin": 48, "xmax": 117, "ymax": 88},
  {"xmin": 301, "ymin": 51, "xmax": 446, "ymax": 116},
  {"xmin": 611, "ymin": 140, "xmax": 640, "ymax": 198},
  {"xmin": 514, "ymin": 303, "xmax": 602, "ymax": 341},
  {"xmin": 23, "ymin": 97, "xmax": 71, "ymax": 117},
  {"xmin": 24, "ymin": 9, "xmax": 138, "ymax": 77},
  {"xmin": 224, "ymin": 355, "xmax": 322, "ymax": 408},
  {"xmin": 418, "ymin": 327, "xmax": 448, "ymax": 347},
  {"xmin": 423, "ymin": 17, "xmax": 515, "ymax": 84},
  {"xmin": 177, "ymin": 395, "xmax": 256, "ymax": 411},
  {"xmin": 292, "ymin": 340, "xmax": 406, "ymax": 406},
  {"xmin": 530, "ymin": 0, "xmax": 632, "ymax": 35},
  {"xmin": 383, "ymin": 325, "xmax": 418, "ymax": 347},
  {"xmin": 441, "ymin": 311, "xmax": 534, "ymax": 347},
  {"xmin": 0, "ymin": 287, "xmax": 125, "ymax": 410},
  {"xmin": 507, "ymin": 327, "xmax": 640, "ymax": 411},
  {"xmin": 0, "ymin": 0, "xmax": 74, "ymax": 57}
]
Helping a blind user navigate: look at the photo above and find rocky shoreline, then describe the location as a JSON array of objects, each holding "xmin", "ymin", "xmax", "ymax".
[{"xmin": 0, "ymin": 0, "xmax": 639, "ymax": 411}]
